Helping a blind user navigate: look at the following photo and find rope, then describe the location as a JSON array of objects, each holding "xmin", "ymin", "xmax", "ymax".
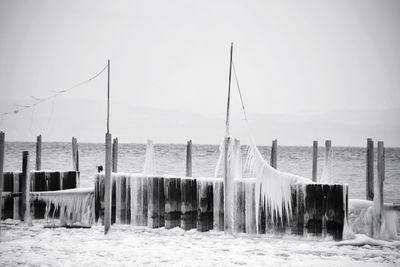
[
  {"xmin": 232, "ymin": 60, "xmax": 248, "ymax": 122},
  {"xmin": 0, "ymin": 63, "xmax": 108, "ymax": 118}
]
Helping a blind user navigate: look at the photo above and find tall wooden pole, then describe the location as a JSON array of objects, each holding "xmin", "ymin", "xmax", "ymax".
[
  {"xmin": 112, "ymin": 137, "xmax": 118, "ymax": 173},
  {"xmin": 21, "ymin": 151, "xmax": 32, "ymax": 225},
  {"xmin": 186, "ymin": 140, "xmax": 192, "ymax": 177},
  {"xmin": 366, "ymin": 138, "xmax": 374, "ymax": 200},
  {"xmin": 36, "ymin": 135, "xmax": 42, "ymax": 170},
  {"xmin": 105, "ymin": 59, "xmax": 112, "ymax": 234},
  {"xmin": 270, "ymin": 139, "xmax": 277, "ymax": 169},
  {"xmin": 225, "ymin": 43, "xmax": 233, "ymax": 137},
  {"xmin": 0, "ymin": 132, "xmax": 4, "ymax": 232},
  {"xmin": 224, "ymin": 43, "xmax": 234, "ymax": 233},
  {"xmin": 375, "ymin": 141, "xmax": 385, "ymax": 237},
  {"xmin": 72, "ymin": 137, "xmax": 79, "ymax": 171},
  {"xmin": 312, "ymin": 141, "xmax": 318, "ymax": 182}
]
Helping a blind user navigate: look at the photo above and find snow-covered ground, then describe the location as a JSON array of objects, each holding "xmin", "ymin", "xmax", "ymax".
[{"xmin": 1, "ymin": 220, "xmax": 400, "ymax": 267}]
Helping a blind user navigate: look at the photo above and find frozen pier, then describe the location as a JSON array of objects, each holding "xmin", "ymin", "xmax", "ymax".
[{"xmin": 95, "ymin": 173, "xmax": 348, "ymax": 240}]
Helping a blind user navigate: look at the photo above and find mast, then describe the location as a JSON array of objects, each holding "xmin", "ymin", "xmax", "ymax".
[
  {"xmin": 225, "ymin": 43, "xmax": 233, "ymax": 137},
  {"xmin": 107, "ymin": 59, "xmax": 110, "ymax": 133}
]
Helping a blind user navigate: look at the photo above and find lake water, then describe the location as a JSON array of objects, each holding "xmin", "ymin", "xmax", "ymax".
[{"xmin": 3, "ymin": 142, "xmax": 400, "ymax": 203}]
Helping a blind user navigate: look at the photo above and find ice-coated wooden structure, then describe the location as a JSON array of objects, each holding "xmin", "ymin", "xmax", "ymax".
[{"xmin": 95, "ymin": 173, "xmax": 348, "ymax": 240}]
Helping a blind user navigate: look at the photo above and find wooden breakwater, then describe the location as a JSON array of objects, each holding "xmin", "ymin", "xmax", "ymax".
[
  {"xmin": 95, "ymin": 173, "xmax": 348, "ymax": 240},
  {"xmin": 1, "ymin": 170, "xmax": 80, "ymax": 220}
]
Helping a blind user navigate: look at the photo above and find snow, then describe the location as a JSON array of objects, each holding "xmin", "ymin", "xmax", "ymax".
[{"xmin": 1, "ymin": 220, "xmax": 399, "ymax": 266}]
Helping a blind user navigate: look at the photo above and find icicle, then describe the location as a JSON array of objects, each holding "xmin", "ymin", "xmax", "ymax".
[
  {"xmin": 143, "ymin": 140, "xmax": 156, "ymax": 174},
  {"xmin": 244, "ymin": 137, "xmax": 312, "ymax": 233},
  {"xmin": 320, "ymin": 145, "xmax": 333, "ymax": 184},
  {"xmin": 32, "ymin": 188, "xmax": 95, "ymax": 226}
]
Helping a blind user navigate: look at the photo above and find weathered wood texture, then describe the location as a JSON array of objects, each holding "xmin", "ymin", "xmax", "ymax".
[
  {"xmin": 270, "ymin": 139, "xmax": 277, "ymax": 169},
  {"xmin": 94, "ymin": 174, "xmax": 348, "ymax": 239},
  {"xmin": 72, "ymin": 137, "xmax": 79, "ymax": 172},
  {"xmin": 21, "ymin": 151, "xmax": 31, "ymax": 224},
  {"xmin": 164, "ymin": 177, "xmax": 181, "ymax": 229},
  {"xmin": 312, "ymin": 141, "xmax": 318, "ymax": 182},
  {"xmin": 366, "ymin": 138, "xmax": 374, "ymax": 201},
  {"xmin": 181, "ymin": 178, "xmax": 197, "ymax": 230},
  {"xmin": 112, "ymin": 137, "xmax": 118, "ymax": 173},
  {"xmin": 36, "ymin": 135, "xmax": 42, "ymax": 170},
  {"xmin": 104, "ymin": 133, "xmax": 112, "ymax": 234},
  {"xmin": 186, "ymin": 140, "xmax": 192, "ymax": 177},
  {"xmin": 1, "ymin": 171, "xmax": 79, "ymax": 220},
  {"xmin": 376, "ymin": 141, "xmax": 385, "ymax": 235}
]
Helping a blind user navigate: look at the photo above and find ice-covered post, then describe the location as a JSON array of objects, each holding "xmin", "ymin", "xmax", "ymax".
[
  {"xmin": 224, "ymin": 136, "xmax": 233, "ymax": 233},
  {"xmin": 186, "ymin": 140, "xmax": 192, "ymax": 177},
  {"xmin": 112, "ymin": 137, "xmax": 118, "ymax": 172},
  {"xmin": 374, "ymin": 141, "xmax": 385, "ymax": 237},
  {"xmin": 366, "ymin": 138, "xmax": 374, "ymax": 201},
  {"xmin": 270, "ymin": 139, "xmax": 277, "ymax": 169},
  {"xmin": 104, "ymin": 133, "xmax": 112, "ymax": 234},
  {"xmin": 72, "ymin": 137, "xmax": 79, "ymax": 171},
  {"xmin": 20, "ymin": 151, "xmax": 32, "ymax": 225},
  {"xmin": 0, "ymin": 132, "xmax": 4, "ymax": 232},
  {"xmin": 36, "ymin": 135, "xmax": 42, "ymax": 170},
  {"xmin": 312, "ymin": 140, "xmax": 318, "ymax": 182}
]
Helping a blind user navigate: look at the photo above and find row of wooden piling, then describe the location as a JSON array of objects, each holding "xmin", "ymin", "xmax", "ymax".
[{"xmin": 95, "ymin": 173, "xmax": 348, "ymax": 239}]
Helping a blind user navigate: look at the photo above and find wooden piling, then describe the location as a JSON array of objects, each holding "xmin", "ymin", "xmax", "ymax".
[
  {"xmin": 375, "ymin": 141, "xmax": 385, "ymax": 236},
  {"xmin": 20, "ymin": 151, "xmax": 32, "ymax": 225},
  {"xmin": 164, "ymin": 177, "xmax": 181, "ymax": 229},
  {"xmin": 104, "ymin": 133, "xmax": 112, "ymax": 234},
  {"xmin": 147, "ymin": 176, "xmax": 165, "ymax": 228},
  {"xmin": 112, "ymin": 137, "xmax": 118, "ymax": 173},
  {"xmin": 223, "ymin": 136, "xmax": 232, "ymax": 233},
  {"xmin": 186, "ymin": 140, "xmax": 192, "ymax": 177},
  {"xmin": 197, "ymin": 179, "xmax": 213, "ymax": 232},
  {"xmin": 72, "ymin": 137, "xmax": 79, "ymax": 172},
  {"xmin": 0, "ymin": 132, "xmax": 4, "ymax": 227},
  {"xmin": 36, "ymin": 135, "xmax": 42, "ymax": 170},
  {"xmin": 366, "ymin": 138, "xmax": 374, "ymax": 201},
  {"xmin": 270, "ymin": 139, "xmax": 277, "ymax": 169},
  {"xmin": 181, "ymin": 178, "xmax": 197, "ymax": 230},
  {"xmin": 13, "ymin": 173, "xmax": 20, "ymax": 220},
  {"xmin": 312, "ymin": 141, "xmax": 318, "ymax": 182}
]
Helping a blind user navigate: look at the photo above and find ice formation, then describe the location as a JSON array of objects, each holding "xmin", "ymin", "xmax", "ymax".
[
  {"xmin": 347, "ymin": 199, "xmax": 400, "ymax": 241},
  {"xmin": 143, "ymin": 140, "xmax": 156, "ymax": 174},
  {"xmin": 320, "ymin": 145, "xmax": 333, "ymax": 183},
  {"xmin": 244, "ymin": 137, "xmax": 312, "ymax": 232},
  {"xmin": 32, "ymin": 188, "xmax": 95, "ymax": 226}
]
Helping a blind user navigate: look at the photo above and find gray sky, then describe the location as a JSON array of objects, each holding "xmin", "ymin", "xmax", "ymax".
[{"xmin": 0, "ymin": 0, "xmax": 399, "ymax": 146}]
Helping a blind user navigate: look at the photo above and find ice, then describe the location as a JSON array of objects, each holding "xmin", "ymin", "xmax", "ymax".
[
  {"xmin": 143, "ymin": 140, "xmax": 156, "ymax": 174},
  {"xmin": 346, "ymin": 199, "xmax": 400, "ymax": 241},
  {"xmin": 31, "ymin": 188, "xmax": 95, "ymax": 226},
  {"xmin": 245, "ymin": 138, "xmax": 312, "ymax": 231},
  {"xmin": 320, "ymin": 144, "xmax": 333, "ymax": 184}
]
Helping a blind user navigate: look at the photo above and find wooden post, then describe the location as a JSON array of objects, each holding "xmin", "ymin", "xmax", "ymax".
[
  {"xmin": 104, "ymin": 133, "xmax": 112, "ymax": 234},
  {"xmin": 112, "ymin": 137, "xmax": 118, "ymax": 173},
  {"xmin": 366, "ymin": 138, "xmax": 374, "ymax": 200},
  {"xmin": 270, "ymin": 139, "xmax": 277, "ymax": 169},
  {"xmin": 223, "ymin": 136, "xmax": 232, "ymax": 233},
  {"xmin": 36, "ymin": 135, "xmax": 42, "ymax": 170},
  {"xmin": 0, "ymin": 132, "xmax": 4, "ymax": 229},
  {"xmin": 20, "ymin": 151, "xmax": 32, "ymax": 225},
  {"xmin": 376, "ymin": 141, "xmax": 385, "ymax": 236},
  {"xmin": 72, "ymin": 137, "xmax": 79, "ymax": 171},
  {"xmin": 186, "ymin": 140, "xmax": 192, "ymax": 177},
  {"xmin": 312, "ymin": 141, "xmax": 318, "ymax": 182}
]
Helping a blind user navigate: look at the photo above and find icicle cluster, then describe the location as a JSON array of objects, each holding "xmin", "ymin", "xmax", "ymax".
[
  {"xmin": 244, "ymin": 139, "xmax": 312, "ymax": 231},
  {"xmin": 32, "ymin": 188, "xmax": 95, "ymax": 226},
  {"xmin": 143, "ymin": 140, "xmax": 156, "ymax": 174}
]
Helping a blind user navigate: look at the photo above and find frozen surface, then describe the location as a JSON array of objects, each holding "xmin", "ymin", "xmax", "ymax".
[{"xmin": 1, "ymin": 220, "xmax": 400, "ymax": 266}]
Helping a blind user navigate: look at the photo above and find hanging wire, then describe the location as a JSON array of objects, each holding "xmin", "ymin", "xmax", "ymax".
[
  {"xmin": 0, "ymin": 63, "xmax": 108, "ymax": 118},
  {"xmin": 232, "ymin": 60, "xmax": 248, "ymax": 122}
]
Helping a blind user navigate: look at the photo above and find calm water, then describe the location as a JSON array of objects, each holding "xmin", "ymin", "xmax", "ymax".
[{"xmin": 3, "ymin": 142, "xmax": 400, "ymax": 203}]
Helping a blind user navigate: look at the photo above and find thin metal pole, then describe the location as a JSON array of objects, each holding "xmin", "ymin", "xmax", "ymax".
[
  {"xmin": 107, "ymin": 60, "xmax": 110, "ymax": 134},
  {"xmin": 225, "ymin": 43, "xmax": 233, "ymax": 137}
]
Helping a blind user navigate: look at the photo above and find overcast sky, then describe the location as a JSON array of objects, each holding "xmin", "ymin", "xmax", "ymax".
[{"xmin": 0, "ymin": 0, "xmax": 399, "ymax": 146}]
